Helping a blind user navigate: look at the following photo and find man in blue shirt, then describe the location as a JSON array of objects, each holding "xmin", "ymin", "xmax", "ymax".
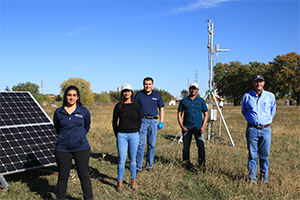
[
  {"xmin": 242, "ymin": 75, "xmax": 276, "ymax": 187},
  {"xmin": 134, "ymin": 77, "xmax": 164, "ymax": 173},
  {"xmin": 177, "ymin": 83, "xmax": 208, "ymax": 171}
]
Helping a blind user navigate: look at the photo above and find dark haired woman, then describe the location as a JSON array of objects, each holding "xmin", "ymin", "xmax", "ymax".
[
  {"xmin": 112, "ymin": 83, "xmax": 142, "ymax": 192},
  {"xmin": 53, "ymin": 85, "xmax": 93, "ymax": 199}
]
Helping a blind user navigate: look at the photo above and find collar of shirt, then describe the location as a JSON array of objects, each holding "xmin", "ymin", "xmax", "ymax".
[
  {"xmin": 142, "ymin": 89, "xmax": 152, "ymax": 95},
  {"xmin": 243, "ymin": 89, "xmax": 276, "ymax": 126},
  {"xmin": 60, "ymin": 105, "xmax": 81, "ymax": 115}
]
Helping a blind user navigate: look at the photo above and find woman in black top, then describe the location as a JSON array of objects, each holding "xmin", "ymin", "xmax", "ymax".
[{"xmin": 112, "ymin": 83, "xmax": 142, "ymax": 192}]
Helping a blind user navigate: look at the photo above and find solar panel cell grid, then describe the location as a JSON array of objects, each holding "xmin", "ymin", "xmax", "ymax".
[{"xmin": 0, "ymin": 92, "xmax": 58, "ymax": 176}]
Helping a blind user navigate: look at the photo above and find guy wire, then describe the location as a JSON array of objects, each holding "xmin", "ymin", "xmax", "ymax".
[{"xmin": 155, "ymin": 131, "xmax": 182, "ymax": 150}]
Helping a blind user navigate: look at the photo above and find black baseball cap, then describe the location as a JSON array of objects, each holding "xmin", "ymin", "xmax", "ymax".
[{"xmin": 253, "ymin": 75, "xmax": 264, "ymax": 82}]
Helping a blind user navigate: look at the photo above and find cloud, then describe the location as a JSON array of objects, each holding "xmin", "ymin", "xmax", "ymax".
[
  {"xmin": 64, "ymin": 27, "xmax": 87, "ymax": 37},
  {"xmin": 172, "ymin": 0, "xmax": 230, "ymax": 13}
]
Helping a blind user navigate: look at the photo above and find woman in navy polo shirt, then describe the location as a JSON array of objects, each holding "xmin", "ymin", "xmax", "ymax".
[{"xmin": 53, "ymin": 86, "xmax": 93, "ymax": 200}]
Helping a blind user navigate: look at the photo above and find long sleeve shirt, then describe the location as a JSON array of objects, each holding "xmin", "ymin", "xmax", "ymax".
[
  {"xmin": 53, "ymin": 105, "xmax": 91, "ymax": 152},
  {"xmin": 112, "ymin": 102, "xmax": 142, "ymax": 135},
  {"xmin": 242, "ymin": 89, "xmax": 276, "ymax": 126}
]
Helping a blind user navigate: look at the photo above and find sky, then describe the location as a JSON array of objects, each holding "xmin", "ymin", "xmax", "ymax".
[{"xmin": 0, "ymin": 0, "xmax": 299, "ymax": 98}]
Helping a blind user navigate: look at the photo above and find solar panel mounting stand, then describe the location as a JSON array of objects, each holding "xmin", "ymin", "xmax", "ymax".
[{"xmin": 0, "ymin": 175, "xmax": 9, "ymax": 191}]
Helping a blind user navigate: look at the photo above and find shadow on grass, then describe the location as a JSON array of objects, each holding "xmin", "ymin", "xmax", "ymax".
[
  {"xmin": 4, "ymin": 166, "xmax": 80, "ymax": 200},
  {"xmin": 90, "ymin": 152, "xmax": 118, "ymax": 165},
  {"xmin": 154, "ymin": 154, "xmax": 174, "ymax": 165},
  {"xmin": 162, "ymin": 133, "xmax": 181, "ymax": 142},
  {"xmin": 207, "ymin": 164, "xmax": 247, "ymax": 181},
  {"xmin": 89, "ymin": 166, "xmax": 117, "ymax": 187}
]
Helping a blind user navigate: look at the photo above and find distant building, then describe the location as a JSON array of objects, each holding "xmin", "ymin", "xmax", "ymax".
[{"xmin": 168, "ymin": 98, "xmax": 181, "ymax": 106}]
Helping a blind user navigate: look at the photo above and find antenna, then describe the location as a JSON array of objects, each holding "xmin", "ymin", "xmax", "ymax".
[{"xmin": 206, "ymin": 19, "xmax": 235, "ymax": 147}]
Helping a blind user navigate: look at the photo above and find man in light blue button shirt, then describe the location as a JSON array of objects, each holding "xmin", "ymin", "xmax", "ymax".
[{"xmin": 242, "ymin": 75, "xmax": 276, "ymax": 187}]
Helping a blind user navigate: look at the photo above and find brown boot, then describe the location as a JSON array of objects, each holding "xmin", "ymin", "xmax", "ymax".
[
  {"xmin": 116, "ymin": 180, "xmax": 123, "ymax": 192},
  {"xmin": 131, "ymin": 178, "xmax": 138, "ymax": 190}
]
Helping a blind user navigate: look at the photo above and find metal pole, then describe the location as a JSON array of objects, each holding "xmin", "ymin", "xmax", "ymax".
[
  {"xmin": 219, "ymin": 107, "xmax": 222, "ymax": 136},
  {"xmin": 207, "ymin": 20, "xmax": 214, "ymax": 140},
  {"xmin": 218, "ymin": 99, "xmax": 224, "ymax": 136},
  {"xmin": 212, "ymin": 92, "xmax": 235, "ymax": 147},
  {"xmin": 0, "ymin": 176, "xmax": 9, "ymax": 191}
]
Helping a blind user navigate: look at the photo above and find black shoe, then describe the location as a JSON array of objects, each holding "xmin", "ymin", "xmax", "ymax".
[
  {"xmin": 182, "ymin": 162, "xmax": 194, "ymax": 171},
  {"xmin": 146, "ymin": 168, "xmax": 155, "ymax": 173},
  {"xmin": 182, "ymin": 163, "xmax": 190, "ymax": 171}
]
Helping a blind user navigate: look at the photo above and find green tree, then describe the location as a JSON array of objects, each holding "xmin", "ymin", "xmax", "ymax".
[
  {"xmin": 109, "ymin": 90, "xmax": 120, "ymax": 103},
  {"xmin": 60, "ymin": 77, "xmax": 94, "ymax": 104},
  {"xmin": 55, "ymin": 95, "xmax": 62, "ymax": 101},
  {"xmin": 153, "ymin": 88, "xmax": 173, "ymax": 104},
  {"xmin": 180, "ymin": 89, "xmax": 189, "ymax": 98},
  {"xmin": 12, "ymin": 82, "xmax": 40, "ymax": 95},
  {"xmin": 12, "ymin": 82, "xmax": 45, "ymax": 104},
  {"xmin": 94, "ymin": 92, "xmax": 111, "ymax": 104},
  {"xmin": 214, "ymin": 61, "xmax": 267, "ymax": 106},
  {"xmin": 44, "ymin": 94, "xmax": 54, "ymax": 104},
  {"xmin": 267, "ymin": 52, "xmax": 300, "ymax": 105},
  {"xmin": 112, "ymin": 88, "xmax": 173, "ymax": 104}
]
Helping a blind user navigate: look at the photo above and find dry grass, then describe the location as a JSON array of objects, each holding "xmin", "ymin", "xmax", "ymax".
[{"xmin": 1, "ymin": 105, "xmax": 299, "ymax": 199}]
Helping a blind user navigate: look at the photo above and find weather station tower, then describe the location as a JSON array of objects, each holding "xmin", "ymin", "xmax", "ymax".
[{"xmin": 205, "ymin": 20, "xmax": 235, "ymax": 147}]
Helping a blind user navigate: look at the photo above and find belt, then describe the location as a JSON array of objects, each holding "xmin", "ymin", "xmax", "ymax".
[
  {"xmin": 248, "ymin": 123, "xmax": 271, "ymax": 129},
  {"xmin": 142, "ymin": 116, "xmax": 158, "ymax": 119}
]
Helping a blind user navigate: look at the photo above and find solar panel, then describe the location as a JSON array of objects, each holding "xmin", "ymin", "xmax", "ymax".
[{"xmin": 0, "ymin": 91, "xmax": 57, "ymax": 177}]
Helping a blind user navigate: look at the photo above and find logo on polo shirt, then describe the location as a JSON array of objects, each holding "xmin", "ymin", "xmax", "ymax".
[
  {"xmin": 75, "ymin": 114, "xmax": 83, "ymax": 118},
  {"xmin": 152, "ymin": 98, "xmax": 157, "ymax": 101}
]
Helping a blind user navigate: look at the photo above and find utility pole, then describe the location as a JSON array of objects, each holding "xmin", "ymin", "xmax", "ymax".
[
  {"xmin": 194, "ymin": 70, "xmax": 198, "ymax": 83},
  {"xmin": 41, "ymin": 76, "xmax": 44, "ymax": 95}
]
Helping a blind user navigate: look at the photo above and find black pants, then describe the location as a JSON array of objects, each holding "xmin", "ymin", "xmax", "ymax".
[
  {"xmin": 183, "ymin": 127, "xmax": 206, "ymax": 167},
  {"xmin": 55, "ymin": 148, "xmax": 93, "ymax": 200}
]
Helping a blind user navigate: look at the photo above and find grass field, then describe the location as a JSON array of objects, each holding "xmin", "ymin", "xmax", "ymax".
[{"xmin": 1, "ymin": 105, "xmax": 299, "ymax": 199}]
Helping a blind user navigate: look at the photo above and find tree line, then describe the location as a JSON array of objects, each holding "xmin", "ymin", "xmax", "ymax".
[
  {"xmin": 214, "ymin": 52, "xmax": 299, "ymax": 106},
  {"xmin": 10, "ymin": 78, "xmax": 174, "ymax": 105},
  {"xmin": 9, "ymin": 52, "xmax": 299, "ymax": 106}
]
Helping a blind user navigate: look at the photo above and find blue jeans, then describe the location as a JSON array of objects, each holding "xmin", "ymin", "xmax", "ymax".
[
  {"xmin": 136, "ymin": 118, "xmax": 158, "ymax": 171},
  {"xmin": 183, "ymin": 127, "xmax": 205, "ymax": 167},
  {"xmin": 246, "ymin": 125, "xmax": 271, "ymax": 183},
  {"xmin": 117, "ymin": 132, "xmax": 139, "ymax": 181}
]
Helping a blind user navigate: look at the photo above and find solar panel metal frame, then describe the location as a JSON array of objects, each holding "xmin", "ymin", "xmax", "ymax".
[{"xmin": 0, "ymin": 91, "xmax": 57, "ymax": 177}]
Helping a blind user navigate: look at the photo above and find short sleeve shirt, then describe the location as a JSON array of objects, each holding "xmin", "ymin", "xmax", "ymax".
[
  {"xmin": 134, "ymin": 90, "xmax": 164, "ymax": 117},
  {"xmin": 178, "ymin": 96, "xmax": 208, "ymax": 130}
]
